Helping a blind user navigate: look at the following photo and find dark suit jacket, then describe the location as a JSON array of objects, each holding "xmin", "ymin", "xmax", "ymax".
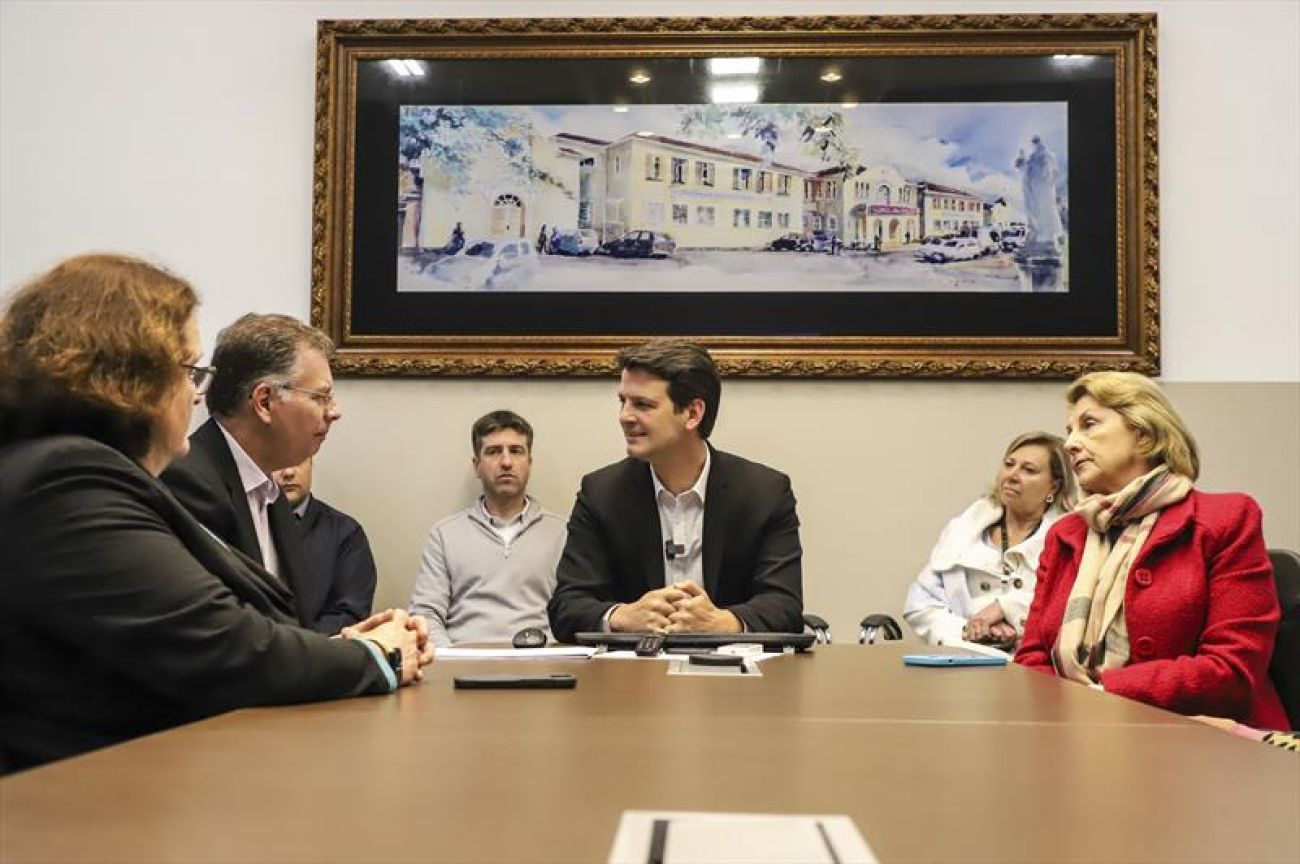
[
  {"xmin": 547, "ymin": 448, "xmax": 804, "ymax": 642},
  {"xmin": 0, "ymin": 436, "xmax": 389, "ymax": 774},
  {"xmin": 162, "ymin": 418, "xmax": 314, "ymax": 628},
  {"xmin": 297, "ymin": 495, "xmax": 377, "ymax": 634}
]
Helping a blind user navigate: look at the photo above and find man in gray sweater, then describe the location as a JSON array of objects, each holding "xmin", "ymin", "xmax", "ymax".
[{"xmin": 409, "ymin": 411, "xmax": 566, "ymax": 647}]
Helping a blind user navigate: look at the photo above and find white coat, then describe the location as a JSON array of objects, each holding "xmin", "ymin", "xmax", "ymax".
[{"xmin": 903, "ymin": 497, "xmax": 1062, "ymax": 647}]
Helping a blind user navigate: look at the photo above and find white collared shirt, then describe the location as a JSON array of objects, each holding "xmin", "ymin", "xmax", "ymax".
[
  {"xmin": 477, "ymin": 496, "xmax": 529, "ymax": 547},
  {"xmin": 215, "ymin": 421, "xmax": 281, "ymax": 578},
  {"xmin": 651, "ymin": 448, "xmax": 711, "ymax": 588}
]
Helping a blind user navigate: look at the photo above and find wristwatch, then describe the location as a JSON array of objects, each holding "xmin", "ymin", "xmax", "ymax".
[{"xmin": 365, "ymin": 639, "xmax": 402, "ymax": 681}]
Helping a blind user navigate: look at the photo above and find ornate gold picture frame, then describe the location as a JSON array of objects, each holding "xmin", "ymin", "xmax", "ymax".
[{"xmin": 312, "ymin": 14, "xmax": 1158, "ymax": 377}]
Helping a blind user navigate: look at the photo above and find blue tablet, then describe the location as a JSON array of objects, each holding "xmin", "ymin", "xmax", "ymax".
[{"xmin": 902, "ymin": 653, "xmax": 1007, "ymax": 667}]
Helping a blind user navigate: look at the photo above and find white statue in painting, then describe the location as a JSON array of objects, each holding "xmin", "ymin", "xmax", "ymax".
[{"xmin": 1015, "ymin": 136, "xmax": 1064, "ymax": 253}]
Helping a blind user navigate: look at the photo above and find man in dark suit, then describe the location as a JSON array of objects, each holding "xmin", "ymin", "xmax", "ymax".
[
  {"xmin": 547, "ymin": 340, "xmax": 803, "ymax": 643},
  {"xmin": 273, "ymin": 456, "xmax": 377, "ymax": 634},
  {"xmin": 162, "ymin": 314, "xmax": 343, "ymax": 631}
]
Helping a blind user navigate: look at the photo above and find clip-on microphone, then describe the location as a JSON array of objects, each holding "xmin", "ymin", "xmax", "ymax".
[{"xmin": 664, "ymin": 539, "xmax": 685, "ymax": 561}]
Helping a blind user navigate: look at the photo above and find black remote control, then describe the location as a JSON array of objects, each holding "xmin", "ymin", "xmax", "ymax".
[{"xmin": 635, "ymin": 634, "xmax": 665, "ymax": 656}]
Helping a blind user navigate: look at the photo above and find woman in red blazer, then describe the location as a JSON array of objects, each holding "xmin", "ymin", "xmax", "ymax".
[{"xmin": 1015, "ymin": 371, "xmax": 1289, "ymax": 729}]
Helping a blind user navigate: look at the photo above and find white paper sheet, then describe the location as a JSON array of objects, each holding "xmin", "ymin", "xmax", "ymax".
[
  {"xmin": 608, "ymin": 810, "xmax": 877, "ymax": 864},
  {"xmin": 434, "ymin": 646, "xmax": 597, "ymax": 660}
]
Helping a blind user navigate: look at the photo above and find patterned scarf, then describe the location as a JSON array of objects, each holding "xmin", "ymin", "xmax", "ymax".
[{"xmin": 1053, "ymin": 465, "xmax": 1193, "ymax": 685}]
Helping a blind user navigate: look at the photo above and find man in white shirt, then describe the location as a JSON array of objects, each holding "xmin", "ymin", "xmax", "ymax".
[
  {"xmin": 547, "ymin": 340, "xmax": 804, "ymax": 643},
  {"xmin": 409, "ymin": 411, "xmax": 566, "ymax": 647},
  {"xmin": 162, "ymin": 313, "xmax": 343, "ymax": 630}
]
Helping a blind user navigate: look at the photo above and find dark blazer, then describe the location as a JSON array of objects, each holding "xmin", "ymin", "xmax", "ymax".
[
  {"xmin": 547, "ymin": 448, "xmax": 804, "ymax": 642},
  {"xmin": 0, "ymin": 436, "xmax": 389, "ymax": 774},
  {"xmin": 162, "ymin": 418, "xmax": 313, "ymax": 628},
  {"xmin": 297, "ymin": 495, "xmax": 377, "ymax": 634}
]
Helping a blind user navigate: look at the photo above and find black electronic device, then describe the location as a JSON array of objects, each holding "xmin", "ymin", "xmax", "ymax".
[
  {"xmin": 688, "ymin": 652, "xmax": 745, "ymax": 667},
  {"xmin": 576, "ymin": 631, "xmax": 816, "ymax": 653},
  {"xmin": 511, "ymin": 627, "xmax": 548, "ymax": 649},
  {"xmin": 453, "ymin": 674, "xmax": 577, "ymax": 690},
  {"xmin": 635, "ymin": 634, "xmax": 665, "ymax": 657}
]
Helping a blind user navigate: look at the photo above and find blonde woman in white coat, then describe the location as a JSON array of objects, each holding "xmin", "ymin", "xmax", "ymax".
[{"xmin": 904, "ymin": 431, "xmax": 1076, "ymax": 649}]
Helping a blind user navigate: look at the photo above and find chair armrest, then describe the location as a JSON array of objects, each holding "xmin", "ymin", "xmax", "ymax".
[
  {"xmin": 858, "ymin": 613, "xmax": 902, "ymax": 645},
  {"xmin": 802, "ymin": 613, "xmax": 832, "ymax": 645}
]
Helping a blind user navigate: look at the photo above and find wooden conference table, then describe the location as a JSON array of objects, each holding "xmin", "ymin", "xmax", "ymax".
[{"xmin": 2, "ymin": 644, "xmax": 1297, "ymax": 863}]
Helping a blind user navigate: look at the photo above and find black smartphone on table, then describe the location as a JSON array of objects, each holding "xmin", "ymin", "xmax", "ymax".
[{"xmin": 453, "ymin": 674, "xmax": 578, "ymax": 690}]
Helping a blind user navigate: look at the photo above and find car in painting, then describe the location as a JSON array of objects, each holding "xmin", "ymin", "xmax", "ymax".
[
  {"xmin": 925, "ymin": 237, "xmax": 982, "ymax": 263},
  {"xmin": 767, "ymin": 233, "xmax": 809, "ymax": 252},
  {"xmin": 807, "ymin": 229, "xmax": 838, "ymax": 252},
  {"xmin": 422, "ymin": 236, "xmax": 539, "ymax": 289},
  {"xmin": 999, "ymin": 226, "xmax": 1027, "ymax": 252},
  {"xmin": 973, "ymin": 227, "xmax": 1003, "ymax": 256},
  {"xmin": 914, "ymin": 235, "xmax": 950, "ymax": 261},
  {"xmin": 550, "ymin": 228, "xmax": 600, "ymax": 256},
  {"xmin": 596, "ymin": 230, "xmax": 676, "ymax": 258}
]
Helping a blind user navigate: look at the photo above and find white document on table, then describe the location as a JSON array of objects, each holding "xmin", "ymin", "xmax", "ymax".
[
  {"xmin": 608, "ymin": 810, "xmax": 877, "ymax": 864},
  {"xmin": 434, "ymin": 646, "xmax": 597, "ymax": 661}
]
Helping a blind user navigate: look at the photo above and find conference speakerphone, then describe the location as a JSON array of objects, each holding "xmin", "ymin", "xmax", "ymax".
[{"xmin": 574, "ymin": 632, "xmax": 816, "ymax": 653}]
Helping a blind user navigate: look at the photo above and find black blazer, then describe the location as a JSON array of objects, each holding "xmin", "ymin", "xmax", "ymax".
[
  {"xmin": 0, "ymin": 436, "xmax": 388, "ymax": 774},
  {"xmin": 162, "ymin": 418, "xmax": 315, "ymax": 628},
  {"xmin": 547, "ymin": 448, "xmax": 804, "ymax": 642},
  {"xmin": 297, "ymin": 495, "xmax": 377, "ymax": 634}
]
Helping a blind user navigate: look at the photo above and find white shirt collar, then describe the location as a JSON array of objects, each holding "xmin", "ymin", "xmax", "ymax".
[
  {"xmin": 651, "ymin": 446, "xmax": 711, "ymax": 506},
  {"xmin": 215, "ymin": 420, "xmax": 280, "ymax": 504},
  {"xmin": 478, "ymin": 495, "xmax": 531, "ymax": 528}
]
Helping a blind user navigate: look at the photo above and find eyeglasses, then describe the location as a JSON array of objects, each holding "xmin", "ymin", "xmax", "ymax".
[
  {"xmin": 180, "ymin": 363, "xmax": 217, "ymax": 394},
  {"xmin": 277, "ymin": 383, "xmax": 338, "ymax": 410}
]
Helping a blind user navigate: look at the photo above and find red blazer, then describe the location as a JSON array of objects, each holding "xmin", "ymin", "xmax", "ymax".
[{"xmin": 1016, "ymin": 490, "xmax": 1289, "ymax": 729}]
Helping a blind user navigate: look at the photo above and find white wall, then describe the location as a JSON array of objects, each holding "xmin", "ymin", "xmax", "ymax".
[
  {"xmin": 3, "ymin": 0, "xmax": 1298, "ymax": 635},
  {"xmin": 4, "ymin": 0, "xmax": 1297, "ymax": 381}
]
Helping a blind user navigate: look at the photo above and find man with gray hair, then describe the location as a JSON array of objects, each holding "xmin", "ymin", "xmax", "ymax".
[{"xmin": 162, "ymin": 313, "xmax": 343, "ymax": 631}]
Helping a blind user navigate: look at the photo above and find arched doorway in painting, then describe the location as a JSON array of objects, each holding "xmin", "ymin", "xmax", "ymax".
[
  {"xmin": 491, "ymin": 194, "xmax": 524, "ymax": 236},
  {"xmin": 849, "ymin": 205, "xmax": 868, "ymax": 245}
]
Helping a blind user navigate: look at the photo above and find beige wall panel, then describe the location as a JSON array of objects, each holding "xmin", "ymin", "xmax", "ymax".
[{"xmin": 316, "ymin": 379, "xmax": 1300, "ymax": 638}]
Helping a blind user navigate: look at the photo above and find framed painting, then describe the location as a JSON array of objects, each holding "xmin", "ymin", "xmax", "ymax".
[{"xmin": 311, "ymin": 14, "xmax": 1159, "ymax": 377}]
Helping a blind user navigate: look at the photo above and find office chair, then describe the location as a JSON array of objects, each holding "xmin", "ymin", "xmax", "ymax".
[
  {"xmin": 1267, "ymin": 548, "xmax": 1300, "ymax": 729},
  {"xmin": 802, "ymin": 613, "xmax": 832, "ymax": 644},
  {"xmin": 858, "ymin": 613, "xmax": 903, "ymax": 645}
]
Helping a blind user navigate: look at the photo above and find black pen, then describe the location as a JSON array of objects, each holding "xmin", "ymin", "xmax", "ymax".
[{"xmin": 647, "ymin": 818, "xmax": 669, "ymax": 864}]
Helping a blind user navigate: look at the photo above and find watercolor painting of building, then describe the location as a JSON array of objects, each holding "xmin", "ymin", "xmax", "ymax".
[{"xmin": 396, "ymin": 102, "xmax": 1068, "ymax": 293}]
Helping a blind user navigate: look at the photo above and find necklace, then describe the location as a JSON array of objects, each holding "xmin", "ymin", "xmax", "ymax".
[{"xmin": 998, "ymin": 512, "xmax": 1043, "ymax": 575}]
